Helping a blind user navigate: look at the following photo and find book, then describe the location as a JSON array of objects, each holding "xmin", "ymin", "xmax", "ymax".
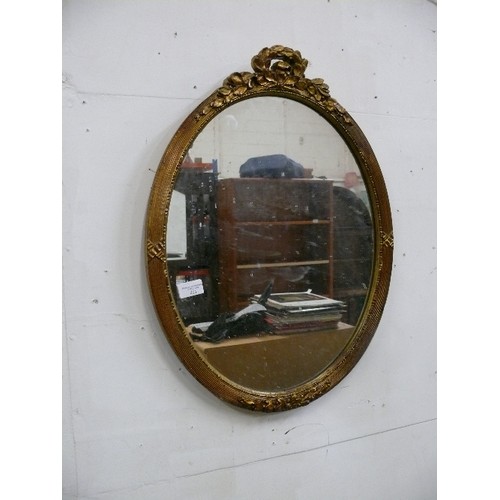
[
  {"xmin": 250, "ymin": 290, "xmax": 347, "ymax": 334},
  {"xmin": 253, "ymin": 289, "xmax": 344, "ymax": 311}
]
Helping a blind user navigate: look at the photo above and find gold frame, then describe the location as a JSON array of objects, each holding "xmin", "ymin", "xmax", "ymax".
[{"xmin": 146, "ymin": 46, "xmax": 393, "ymax": 412}]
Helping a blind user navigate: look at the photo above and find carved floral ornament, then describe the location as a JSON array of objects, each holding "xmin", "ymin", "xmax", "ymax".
[{"xmin": 196, "ymin": 45, "xmax": 352, "ymax": 125}]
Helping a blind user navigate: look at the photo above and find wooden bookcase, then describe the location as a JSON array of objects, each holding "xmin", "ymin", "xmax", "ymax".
[{"xmin": 216, "ymin": 178, "xmax": 335, "ymax": 312}]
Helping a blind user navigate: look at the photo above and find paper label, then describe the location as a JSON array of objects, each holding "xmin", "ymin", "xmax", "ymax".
[{"xmin": 177, "ymin": 279, "xmax": 204, "ymax": 299}]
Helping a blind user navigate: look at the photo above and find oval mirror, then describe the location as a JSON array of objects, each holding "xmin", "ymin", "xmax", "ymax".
[{"xmin": 146, "ymin": 46, "xmax": 393, "ymax": 411}]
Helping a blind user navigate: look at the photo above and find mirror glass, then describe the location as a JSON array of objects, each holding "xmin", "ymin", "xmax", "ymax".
[{"xmin": 166, "ymin": 97, "xmax": 373, "ymax": 392}]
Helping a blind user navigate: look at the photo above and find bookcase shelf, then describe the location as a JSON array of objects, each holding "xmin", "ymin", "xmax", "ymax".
[
  {"xmin": 216, "ymin": 178, "xmax": 335, "ymax": 312},
  {"xmin": 236, "ymin": 220, "xmax": 331, "ymax": 226},
  {"xmin": 236, "ymin": 260, "xmax": 330, "ymax": 269}
]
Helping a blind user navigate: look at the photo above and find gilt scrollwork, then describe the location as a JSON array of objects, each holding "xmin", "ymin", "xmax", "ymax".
[{"xmin": 196, "ymin": 45, "xmax": 352, "ymax": 125}]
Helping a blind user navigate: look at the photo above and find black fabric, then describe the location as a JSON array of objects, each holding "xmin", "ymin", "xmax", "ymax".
[{"xmin": 332, "ymin": 186, "xmax": 373, "ymax": 290}]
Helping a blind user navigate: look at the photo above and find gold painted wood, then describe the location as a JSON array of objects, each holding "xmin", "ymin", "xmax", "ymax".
[{"xmin": 145, "ymin": 45, "xmax": 393, "ymax": 412}]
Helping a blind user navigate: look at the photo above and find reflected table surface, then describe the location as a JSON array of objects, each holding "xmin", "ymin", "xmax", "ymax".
[{"xmin": 191, "ymin": 322, "xmax": 355, "ymax": 391}]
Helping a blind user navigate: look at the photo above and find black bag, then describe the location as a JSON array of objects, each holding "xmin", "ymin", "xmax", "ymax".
[
  {"xmin": 239, "ymin": 154, "xmax": 304, "ymax": 178},
  {"xmin": 190, "ymin": 304, "xmax": 272, "ymax": 342}
]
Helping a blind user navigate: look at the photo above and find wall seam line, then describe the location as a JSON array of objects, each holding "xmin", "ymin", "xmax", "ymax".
[{"xmin": 176, "ymin": 417, "xmax": 437, "ymax": 479}]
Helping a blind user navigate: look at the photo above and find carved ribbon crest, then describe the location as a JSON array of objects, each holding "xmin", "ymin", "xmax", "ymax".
[{"xmin": 196, "ymin": 45, "xmax": 352, "ymax": 125}]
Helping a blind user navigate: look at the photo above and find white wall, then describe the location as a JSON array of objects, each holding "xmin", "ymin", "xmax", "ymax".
[{"xmin": 62, "ymin": 1, "xmax": 436, "ymax": 499}]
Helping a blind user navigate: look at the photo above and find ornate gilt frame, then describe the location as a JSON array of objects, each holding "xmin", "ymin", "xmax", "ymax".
[{"xmin": 146, "ymin": 46, "xmax": 393, "ymax": 412}]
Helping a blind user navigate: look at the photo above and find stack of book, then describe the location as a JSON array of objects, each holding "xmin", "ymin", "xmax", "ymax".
[{"xmin": 251, "ymin": 290, "xmax": 347, "ymax": 334}]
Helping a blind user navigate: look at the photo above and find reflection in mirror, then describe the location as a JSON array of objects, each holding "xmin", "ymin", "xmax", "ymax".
[{"xmin": 166, "ymin": 97, "xmax": 373, "ymax": 391}]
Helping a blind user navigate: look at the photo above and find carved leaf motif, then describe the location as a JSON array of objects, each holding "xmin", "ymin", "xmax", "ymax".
[
  {"xmin": 237, "ymin": 381, "xmax": 326, "ymax": 411},
  {"xmin": 233, "ymin": 86, "xmax": 247, "ymax": 96},
  {"xmin": 325, "ymin": 100, "xmax": 336, "ymax": 111},
  {"xmin": 228, "ymin": 74, "xmax": 244, "ymax": 86},
  {"xmin": 212, "ymin": 98, "xmax": 225, "ymax": 108}
]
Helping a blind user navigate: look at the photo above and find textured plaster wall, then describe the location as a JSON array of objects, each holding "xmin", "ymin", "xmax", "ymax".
[{"xmin": 62, "ymin": 1, "xmax": 436, "ymax": 498}]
